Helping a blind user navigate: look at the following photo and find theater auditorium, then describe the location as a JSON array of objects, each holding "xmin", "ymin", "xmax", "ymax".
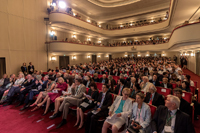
[{"xmin": 0, "ymin": 0, "xmax": 200, "ymax": 133}]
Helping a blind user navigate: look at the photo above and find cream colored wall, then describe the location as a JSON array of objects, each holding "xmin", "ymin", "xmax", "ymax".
[
  {"xmin": 187, "ymin": 56, "xmax": 196, "ymax": 73},
  {"xmin": 0, "ymin": 0, "xmax": 48, "ymax": 75}
]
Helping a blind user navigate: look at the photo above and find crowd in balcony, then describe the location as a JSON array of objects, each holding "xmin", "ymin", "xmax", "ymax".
[
  {"xmin": 47, "ymin": 0, "xmax": 169, "ymax": 30},
  {"xmin": 0, "ymin": 56, "xmax": 198, "ymax": 133}
]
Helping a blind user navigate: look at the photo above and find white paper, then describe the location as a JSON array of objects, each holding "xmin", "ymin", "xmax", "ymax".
[
  {"xmin": 164, "ymin": 126, "xmax": 173, "ymax": 132},
  {"xmin": 31, "ymin": 89, "xmax": 38, "ymax": 91},
  {"xmin": 182, "ymin": 93, "xmax": 185, "ymax": 97},
  {"xmin": 80, "ymin": 102, "xmax": 89, "ymax": 108},
  {"xmin": 107, "ymin": 113, "xmax": 118, "ymax": 120},
  {"xmin": 161, "ymin": 89, "xmax": 166, "ymax": 92},
  {"xmin": 52, "ymin": 90, "xmax": 58, "ymax": 93},
  {"xmin": 85, "ymin": 95, "xmax": 91, "ymax": 99},
  {"xmin": 92, "ymin": 110, "xmax": 99, "ymax": 114}
]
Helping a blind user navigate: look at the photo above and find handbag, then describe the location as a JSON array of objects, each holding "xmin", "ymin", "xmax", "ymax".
[{"xmin": 127, "ymin": 121, "xmax": 140, "ymax": 133}]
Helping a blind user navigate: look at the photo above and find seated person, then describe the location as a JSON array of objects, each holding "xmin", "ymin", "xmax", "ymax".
[
  {"xmin": 20, "ymin": 75, "xmax": 49, "ymax": 110},
  {"xmin": 144, "ymin": 85, "xmax": 164, "ymax": 107},
  {"xmin": 114, "ymin": 79, "xmax": 125, "ymax": 96},
  {"xmin": 140, "ymin": 76, "xmax": 153, "ymax": 94},
  {"xmin": 108, "ymin": 75, "xmax": 117, "ymax": 85},
  {"xmin": 127, "ymin": 92, "xmax": 151, "ymax": 133},
  {"xmin": 49, "ymin": 77, "xmax": 74, "ymax": 119},
  {"xmin": 99, "ymin": 74, "xmax": 108, "ymax": 84},
  {"xmin": 0, "ymin": 74, "xmax": 9, "ymax": 87},
  {"xmin": 83, "ymin": 76, "xmax": 93, "ymax": 88},
  {"xmin": 30, "ymin": 77, "xmax": 67, "ymax": 115},
  {"xmin": 85, "ymin": 84, "xmax": 112, "ymax": 133},
  {"xmin": 102, "ymin": 88, "xmax": 132, "ymax": 133},
  {"xmin": 173, "ymin": 88, "xmax": 190, "ymax": 115},
  {"xmin": 151, "ymin": 95, "xmax": 195, "ymax": 133},
  {"xmin": 0, "ymin": 74, "xmax": 15, "ymax": 100},
  {"xmin": 2, "ymin": 73, "xmax": 26, "ymax": 105},
  {"xmin": 149, "ymin": 75, "xmax": 160, "ymax": 87},
  {"xmin": 130, "ymin": 83, "xmax": 141, "ymax": 100},
  {"xmin": 92, "ymin": 73, "xmax": 99, "ymax": 82},
  {"xmin": 126, "ymin": 77, "xmax": 136, "ymax": 89},
  {"xmin": 107, "ymin": 79, "xmax": 115, "ymax": 93},
  {"xmin": 55, "ymin": 78, "xmax": 86, "ymax": 128},
  {"xmin": 160, "ymin": 77, "xmax": 172, "ymax": 89},
  {"xmin": 184, "ymin": 75, "xmax": 194, "ymax": 87},
  {"xmin": 74, "ymin": 82, "xmax": 99, "ymax": 130},
  {"xmin": 29, "ymin": 77, "xmax": 56, "ymax": 107},
  {"xmin": 180, "ymin": 81, "xmax": 191, "ymax": 92}
]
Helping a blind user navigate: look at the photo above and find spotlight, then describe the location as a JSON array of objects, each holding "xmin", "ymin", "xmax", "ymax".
[{"xmin": 59, "ymin": 1, "xmax": 66, "ymax": 9}]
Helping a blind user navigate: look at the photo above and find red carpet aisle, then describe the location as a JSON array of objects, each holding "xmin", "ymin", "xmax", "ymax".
[{"xmin": 0, "ymin": 105, "xmax": 85, "ymax": 133}]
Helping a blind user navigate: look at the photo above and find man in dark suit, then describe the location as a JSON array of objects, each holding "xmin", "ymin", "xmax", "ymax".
[
  {"xmin": 126, "ymin": 77, "xmax": 136, "ymax": 88},
  {"xmin": 20, "ymin": 75, "xmax": 49, "ymax": 110},
  {"xmin": 28, "ymin": 62, "xmax": 34, "ymax": 74},
  {"xmin": 149, "ymin": 75, "xmax": 160, "ymax": 87},
  {"xmin": 114, "ymin": 78, "xmax": 125, "ymax": 96},
  {"xmin": 99, "ymin": 74, "xmax": 108, "ymax": 84},
  {"xmin": 113, "ymin": 68, "xmax": 120, "ymax": 76},
  {"xmin": 85, "ymin": 84, "xmax": 112, "ymax": 133},
  {"xmin": 173, "ymin": 88, "xmax": 190, "ymax": 115},
  {"xmin": 151, "ymin": 95, "xmax": 195, "ymax": 133},
  {"xmin": 160, "ymin": 77, "xmax": 172, "ymax": 89},
  {"xmin": 144, "ymin": 85, "xmax": 164, "ymax": 107}
]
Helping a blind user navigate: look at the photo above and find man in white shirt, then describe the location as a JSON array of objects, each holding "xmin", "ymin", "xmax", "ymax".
[{"xmin": 140, "ymin": 76, "xmax": 153, "ymax": 94}]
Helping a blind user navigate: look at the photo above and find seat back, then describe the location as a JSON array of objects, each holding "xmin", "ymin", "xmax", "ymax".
[
  {"xmin": 43, "ymin": 72, "xmax": 48, "ymax": 75},
  {"xmin": 171, "ymin": 83, "xmax": 177, "ymax": 89},
  {"xmin": 193, "ymin": 81, "xmax": 198, "ymax": 88},
  {"xmin": 86, "ymin": 88, "xmax": 89, "ymax": 94},
  {"xmin": 113, "ymin": 76, "xmax": 120, "ymax": 83},
  {"xmin": 148, "ymin": 104, "xmax": 157, "ymax": 118},
  {"xmin": 96, "ymin": 83, "xmax": 103, "ymax": 91},
  {"xmin": 156, "ymin": 87, "xmax": 171, "ymax": 98},
  {"xmin": 189, "ymin": 86, "xmax": 195, "ymax": 95},
  {"xmin": 98, "ymin": 75, "xmax": 103, "ymax": 79},
  {"xmin": 182, "ymin": 92, "xmax": 192, "ymax": 104}
]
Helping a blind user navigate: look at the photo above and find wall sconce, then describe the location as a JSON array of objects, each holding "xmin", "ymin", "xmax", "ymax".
[
  {"xmin": 138, "ymin": 55, "xmax": 141, "ymax": 57},
  {"xmin": 87, "ymin": 55, "xmax": 91, "ymax": 58},
  {"xmin": 191, "ymin": 53, "xmax": 195, "ymax": 56},
  {"xmin": 151, "ymin": 20, "xmax": 154, "ymax": 22},
  {"xmin": 162, "ymin": 54, "xmax": 166, "ymax": 56},
  {"xmin": 73, "ymin": 13, "xmax": 76, "ymax": 16},
  {"xmin": 50, "ymin": 31, "xmax": 55, "ymax": 36},
  {"xmin": 50, "ymin": 2, "xmax": 56, "ymax": 6},
  {"xmin": 72, "ymin": 34, "xmax": 76, "ymax": 38},
  {"xmin": 97, "ymin": 55, "xmax": 101, "ymax": 58},
  {"xmin": 106, "ymin": 55, "xmax": 109, "ymax": 57},
  {"xmin": 120, "ymin": 25, "xmax": 123, "ymax": 27},
  {"xmin": 99, "ymin": 25, "xmax": 101, "ymax": 27},
  {"xmin": 51, "ymin": 56, "xmax": 56, "ymax": 61},
  {"xmin": 72, "ymin": 55, "xmax": 76, "ymax": 60},
  {"xmin": 130, "ymin": 23, "xmax": 133, "ymax": 26},
  {"xmin": 98, "ymin": 40, "xmax": 101, "ymax": 43},
  {"xmin": 146, "ymin": 54, "xmax": 149, "ymax": 57},
  {"xmin": 87, "ymin": 19, "xmax": 91, "ymax": 23},
  {"xmin": 124, "ymin": 55, "xmax": 128, "ymax": 57},
  {"xmin": 87, "ymin": 38, "xmax": 91, "ymax": 41}
]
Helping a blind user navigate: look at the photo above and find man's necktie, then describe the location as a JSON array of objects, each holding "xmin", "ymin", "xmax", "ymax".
[
  {"xmin": 165, "ymin": 110, "xmax": 172, "ymax": 133},
  {"xmin": 149, "ymin": 94, "xmax": 152, "ymax": 105}
]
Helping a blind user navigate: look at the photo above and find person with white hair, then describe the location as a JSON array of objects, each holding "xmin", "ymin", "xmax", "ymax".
[
  {"xmin": 151, "ymin": 95, "xmax": 195, "ymax": 133},
  {"xmin": 144, "ymin": 85, "xmax": 164, "ymax": 107},
  {"xmin": 140, "ymin": 76, "xmax": 153, "ymax": 94}
]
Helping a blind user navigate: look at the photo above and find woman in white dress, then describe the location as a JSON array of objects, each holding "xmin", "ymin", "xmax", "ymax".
[
  {"xmin": 102, "ymin": 88, "xmax": 133, "ymax": 133},
  {"xmin": 127, "ymin": 92, "xmax": 151, "ymax": 133}
]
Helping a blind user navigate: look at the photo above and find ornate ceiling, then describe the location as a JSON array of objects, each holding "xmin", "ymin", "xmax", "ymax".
[{"xmin": 88, "ymin": 0, "xmax": 141, "ymax": 7}]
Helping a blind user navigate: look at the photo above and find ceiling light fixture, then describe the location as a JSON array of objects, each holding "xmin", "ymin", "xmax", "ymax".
[{"xmin": 58, "ymin": 1, "xmax": 67, "ymax": 9}]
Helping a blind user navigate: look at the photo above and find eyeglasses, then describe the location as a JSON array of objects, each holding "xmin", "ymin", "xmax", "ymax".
[{"xmin": 124, "ymin": 93, "xmax": 129, "ymax": 96}]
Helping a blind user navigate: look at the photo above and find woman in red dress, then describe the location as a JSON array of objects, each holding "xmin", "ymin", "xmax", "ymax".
[{"xmin": 31, "ymin": 77, "xmax": 67, "ymax": 115}]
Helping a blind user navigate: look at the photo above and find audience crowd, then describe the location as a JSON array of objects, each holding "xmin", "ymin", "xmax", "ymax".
[{"xmin": 0, "ymin": 56, "xmax": 198, "ymax": 133}]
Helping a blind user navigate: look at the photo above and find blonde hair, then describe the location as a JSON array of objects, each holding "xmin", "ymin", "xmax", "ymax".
[
  {"xmin": 123, "ymin": 88, "xmax": 131, "ymax": 94},
  {"xmin": 58, "ymin": 77, "xmax": 64, "ymax": 83}
]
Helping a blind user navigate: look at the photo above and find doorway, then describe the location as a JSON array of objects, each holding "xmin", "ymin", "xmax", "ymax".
[
  {"xmin": 92, "ymin": 55, "xmax": 97, "ymax": 63},
  {"xmin": 0, "ymin": 58, "xmax": 6, "ymax": 77},
  {"xmin": 59, "ymin": 56, "xmax": 69, "ymax": 68},
  {"xmin": 109, "ymin": 55, "xmax": 112, "ymax": 61}
]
